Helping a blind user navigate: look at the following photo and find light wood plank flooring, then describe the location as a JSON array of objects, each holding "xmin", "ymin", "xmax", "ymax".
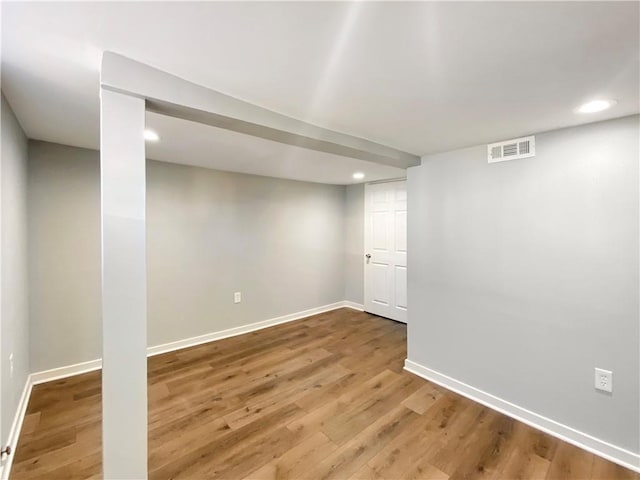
[{"xmin": 11, "ymin": 308, "xmax": 639, "ymax": 479}]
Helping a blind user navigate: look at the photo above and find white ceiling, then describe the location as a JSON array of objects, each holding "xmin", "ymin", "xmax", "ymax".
[{"xmin": 2, "ymin": 2, "xmax": 639, "ymax": 182}]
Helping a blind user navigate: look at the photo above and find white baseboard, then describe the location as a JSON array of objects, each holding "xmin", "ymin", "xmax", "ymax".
[
  {"xmin": 147, "ymin": 301, "xmax": 348, "ymax": 357},
  {"xmin": 30, "ymin": 358, "xmax": 103, "ymax": 386},
  {"xmin": 404, "ymin": 359, "xmax": 640, "ymax": 473},
  {"xmin": 342, "ymin": 301, "xmax": 364, "ymax": 311},
  {"xmin": 30, "ymin": 301, "xmax": 357, "ymax": 384},
  {"xmin": 1, "ymin": 377, "xmax": 32, "ymax": 480}
]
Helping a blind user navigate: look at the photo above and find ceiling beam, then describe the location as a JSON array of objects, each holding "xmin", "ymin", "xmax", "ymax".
[{"xmin": 100, "ymin": 52, "xmax": 420, "ymax": 169}]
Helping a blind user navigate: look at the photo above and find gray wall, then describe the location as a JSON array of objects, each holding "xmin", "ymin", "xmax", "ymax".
[
  {"xmin": 146, "ymin": 159, "xmax": 345, "ymax": 347},
  {"xmin": 27, "ymin": 142, "xmax": 102, "ymax": 372},
  {"xmin": 407, "ymin": 115, "xmax": 639, "ymax": 453},
  {"xmin": 344, "ymin": 184, "xmax": 364, "ymax": 305},
  {"xmin": 28, "ymin": 141, "xmax": 348, "ymax": 370},
  {"xmin": 1, "ymin": 94, "xmax": 30, "ymax": 443}
]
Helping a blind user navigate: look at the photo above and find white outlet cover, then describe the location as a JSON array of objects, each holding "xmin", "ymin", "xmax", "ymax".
[
  {"xmin": 595, "ymin": 368, "xmax": 613, "ymax": 393},
  {"xmin": 234, "ymin": 292, "xmax": 241, "ymax": 304}
]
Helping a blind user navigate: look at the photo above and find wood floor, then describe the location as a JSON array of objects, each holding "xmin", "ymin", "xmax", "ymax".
[{"xmin": 11, "ymin": 308, "xmax": 639, "ymax": 480}]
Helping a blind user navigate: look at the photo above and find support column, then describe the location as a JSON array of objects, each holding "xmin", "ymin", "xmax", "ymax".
[{"xmin": 100, "ymin": 88, "xmax": 147, "ymax": 479}]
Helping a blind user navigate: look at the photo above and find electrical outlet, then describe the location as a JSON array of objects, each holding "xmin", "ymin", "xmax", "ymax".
[
  {"xmin": 595, "ymin": 368, "xmax": 613, "ymax": 393},
  {"xmin": 234, "ymin": 292, "xmax": 241, "ymax": 304},
  {"xmin": 9, "ymin": 353, "xmax": 14, "ymax": 379}
]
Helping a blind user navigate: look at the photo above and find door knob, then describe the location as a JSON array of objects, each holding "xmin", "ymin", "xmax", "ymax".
[{"xmin": 365, "ymin": 254, "xmax": 371, "ymax": 260}]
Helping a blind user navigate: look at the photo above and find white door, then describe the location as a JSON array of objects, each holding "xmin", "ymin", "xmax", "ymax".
[{"xmin": 364, "ymin": 180, "xmax": 407, "ymax": 323}]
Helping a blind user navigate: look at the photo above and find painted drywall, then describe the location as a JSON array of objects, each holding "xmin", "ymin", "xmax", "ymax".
[
  {"xmin": 27, "ymin": 142, "xmax": 102, "ymax": 373},
  {"xmin": 1, "ymin": 94, "xmax": 30, "ymax": 444},
  {"xmin": 146, "ymin": 158, "xmax": 345, "ymax": 347},
  {"xmin": 407, "ymin": 115, "xmax": 639, "ymax": 454},
  {"xmin": 28, "ymin": 141, "xmax": 347, "ymax": 370},
  {"xmin": 344, "ymin": 184, "xmax": 364, "ymax": 305}
]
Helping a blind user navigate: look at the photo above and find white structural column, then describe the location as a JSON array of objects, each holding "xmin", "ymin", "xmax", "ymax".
[{"xmin": 100, "ymin": 88, "xmax": 148, "ymax": 479}]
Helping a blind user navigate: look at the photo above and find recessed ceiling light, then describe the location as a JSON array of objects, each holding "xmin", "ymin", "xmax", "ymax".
[
  {"xmin": 144, "ymin": 129, "xmax": 159, "ymax": 141},
  {"xmin": 576, "ymin": 99, "xmax": 617, "ymax": 114},
  {"xmin": 353, "ymin": 172, "xmax": 365, "ymax": 180}
]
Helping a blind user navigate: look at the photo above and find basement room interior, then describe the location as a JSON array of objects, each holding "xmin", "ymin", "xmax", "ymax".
[{"xmin": 0, "ymin": 1, "xmax": 639, "ymax": 479}]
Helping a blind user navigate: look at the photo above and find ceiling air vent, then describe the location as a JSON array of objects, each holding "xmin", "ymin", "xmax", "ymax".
[{"xmin": 487, "ymin": 136, "xmax": 535, "ymax": 163}]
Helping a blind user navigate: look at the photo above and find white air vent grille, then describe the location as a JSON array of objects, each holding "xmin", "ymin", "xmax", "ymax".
[{"xmin": 488, "ymin": 136, "xmax": 535, "ymax": 163}]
